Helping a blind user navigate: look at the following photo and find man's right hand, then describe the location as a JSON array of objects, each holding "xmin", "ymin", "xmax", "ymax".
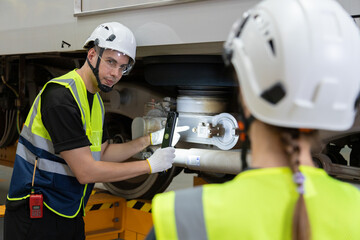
[{"xmin": 146, "ymin": 147, "xmax": 175, "ymax": 173}]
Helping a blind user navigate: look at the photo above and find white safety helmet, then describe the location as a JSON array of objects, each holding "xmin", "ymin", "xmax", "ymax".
[
  {"xmin": 84, "ymin": 22, "xmax": 136, "ymax": 74},
  {"xmin": 224, "ymin": 0, "xmax": 360, "ymax": 131}
]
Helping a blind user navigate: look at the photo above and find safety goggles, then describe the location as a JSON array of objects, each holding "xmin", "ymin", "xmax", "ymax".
[{"xmin": 97, "ymin": 54, "xmax": 132, "ymax": 75}]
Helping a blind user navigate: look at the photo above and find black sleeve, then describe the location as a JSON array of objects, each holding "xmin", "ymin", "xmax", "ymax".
[
  {"xmin": 41, "ymin": 83, "xmax": 91, "ymax": 153},
  {"xmin": 102, "ymin": 119, "xmax": 109, "ymax": 144}
]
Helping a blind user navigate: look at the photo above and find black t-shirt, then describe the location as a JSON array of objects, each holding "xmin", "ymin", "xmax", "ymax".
[{"xmin": 41, "ymin": 83, "xmax": 108, "ymax": 154}]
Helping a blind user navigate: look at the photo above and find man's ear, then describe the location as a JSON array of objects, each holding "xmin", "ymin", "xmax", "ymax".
[{"xmin": 87, "ymin": 48, "xmax": 97, "ymax": 61}]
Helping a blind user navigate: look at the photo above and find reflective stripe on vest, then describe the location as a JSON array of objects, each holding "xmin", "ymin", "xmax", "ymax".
[
  {"xmin": 175, "ymin": 187, "xmax": 207, "ymax": 240},
  {"xmin": 152, "ymin": 187, "xmax": 208, "ymax": 240},
  {"xmin": 16, "ymin": 140, "xmax": 74, "ymax": 177},
  {"xmin": 7, "ymin": 70, "xmax": 104, "ymax": 217}
]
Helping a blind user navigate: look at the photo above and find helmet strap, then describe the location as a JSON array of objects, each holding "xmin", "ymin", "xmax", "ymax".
[
  {"xmin": 238, "ymin": 105, "xmax": 255, "ymax": 170},
  {"xmin": 86, "ymin": 47, "xmax": 113, "ymax": 93},
  {"xmin": 241, "ymin": 135, "xmax": 250, "ymax": 169}
]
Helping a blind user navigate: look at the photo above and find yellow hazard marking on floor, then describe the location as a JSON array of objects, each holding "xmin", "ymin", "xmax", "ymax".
[
  {"xmin": 127, "ymin": 200, "xmax": 152, "ymax": 212},
  {"xmin": 85, "ymin": 202, "xmax": 113, "ymax": 212},
  {"xmin": 91, "ymin": 188, "xmax": 108, "ymax": 195},
  {"xmin": 99, "ymin": 202, "xmax": 112, "ymax": 210},
  {"xmin": 141, "ymin": 203, "xmax": 152, "ymax": 212},
  {"xmin": 127, "ymin": 200, "xmax": 137, "ymax": 208}
]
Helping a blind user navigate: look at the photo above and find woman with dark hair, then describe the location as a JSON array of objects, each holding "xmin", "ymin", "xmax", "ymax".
[{"xmin": 148, "ymin": 0, "xmax": 360, "ymax": 239}]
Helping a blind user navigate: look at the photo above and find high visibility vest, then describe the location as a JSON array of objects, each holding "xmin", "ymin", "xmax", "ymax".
[
  {"xmin": 7, "ymin": 70, "xmax": 105, "ymax": 218},
  {"xmin": 153, "ymin": 166, "xmax": 360, "ymax": 240}
]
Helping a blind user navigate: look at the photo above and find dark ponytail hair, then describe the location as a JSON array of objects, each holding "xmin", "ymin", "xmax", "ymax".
[{"xmin": 280, "ymin": 128, "xmax": 319, "ymax": 240}]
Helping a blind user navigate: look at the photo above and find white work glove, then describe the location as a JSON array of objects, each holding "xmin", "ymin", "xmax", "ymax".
[
  {"xmin": 150, "ymin": 126, "xmax": 190, "ymax": 146},
  {"xmin": 146, "ymin": 147, "xmax": 176, "ymax": 173}
]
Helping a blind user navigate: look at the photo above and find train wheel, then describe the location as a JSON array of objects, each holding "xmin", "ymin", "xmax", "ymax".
[{"xmin": 103, "ymin": 113, "xmax": 178, "ymax": 199}]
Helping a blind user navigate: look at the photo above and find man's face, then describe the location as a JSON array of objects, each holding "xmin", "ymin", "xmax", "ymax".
[{"xmin": 96, "ymin": 48, "xmax": 130, "ymax": 88}]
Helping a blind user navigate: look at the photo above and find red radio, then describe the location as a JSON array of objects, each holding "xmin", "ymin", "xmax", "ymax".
[{"xmin": 29, "ymin": 190, "xmax": 43, "ymax": 219}]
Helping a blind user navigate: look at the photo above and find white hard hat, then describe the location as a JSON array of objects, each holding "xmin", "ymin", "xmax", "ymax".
[
  {"xmin": 224, "ymin": 0, "xmax": 360, "ymax": 131},
  {"xmin": 84, "ymin": 22, "xmax": 136, "ymax": 68}
]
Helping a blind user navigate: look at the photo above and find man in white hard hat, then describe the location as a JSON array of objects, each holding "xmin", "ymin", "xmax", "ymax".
[{"xmin": 4, "ymin": 22, "xmax": 179, "ymax": 239}]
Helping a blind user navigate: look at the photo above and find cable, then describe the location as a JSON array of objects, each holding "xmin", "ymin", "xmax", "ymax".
[
  {"xmin": 0, "ymin": 75, "xmax": 22, "ymax": 136},
  {"xmin": 16, "ymin": 109, "xmax": 21, "ymax": 134},
  {"xmin": 0, "ymin": 109, "xmax": 16, "ymax": 147},
  {"xmin": 1, "ymin": 75, "xmax": 19, "ymax": 98}
]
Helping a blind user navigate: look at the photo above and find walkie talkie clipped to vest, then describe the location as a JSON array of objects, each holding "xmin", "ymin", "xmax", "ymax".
[{"xmin": 29, "ymin": 158, "xmax": 43, "ymax": 218}]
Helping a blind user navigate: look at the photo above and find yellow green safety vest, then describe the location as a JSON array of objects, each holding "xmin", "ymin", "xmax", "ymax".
[
  {"xmin": 7, "ymin": 70, "xmax": 104, "ymax": 218},
  {"xmin": 153, "ymin": 166, "xmax": 360, "ymax": 239}
]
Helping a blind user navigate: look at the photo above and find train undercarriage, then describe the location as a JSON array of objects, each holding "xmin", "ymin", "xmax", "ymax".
[{"xmin": 1, "ymin": 52, "xmax": 360, "ymax": 200}]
